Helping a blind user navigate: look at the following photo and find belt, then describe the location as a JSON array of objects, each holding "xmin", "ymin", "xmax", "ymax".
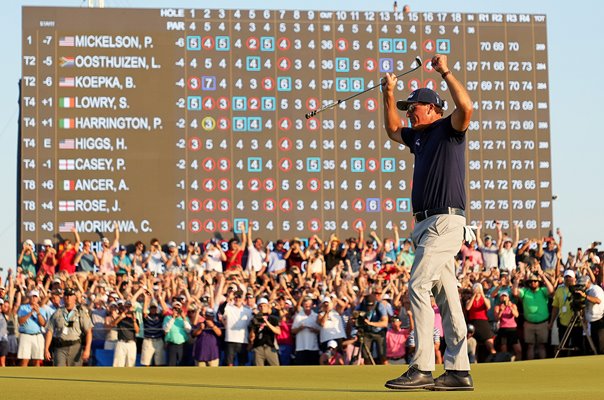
[
  {"xmin": 388, "ymin": 356, "xmax": 406, "ymax": 361},
  {"xmin": 414, "ymin": 207, "xmax": 465, "ymax": 222},
  {"xmin": 53, "ymin": 338, "xmax": 81, "ymax": 348}
]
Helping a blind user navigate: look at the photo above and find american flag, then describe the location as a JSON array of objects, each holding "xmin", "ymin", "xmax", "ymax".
[
  {"xmin": 58, "ymin": 159, "xmax": 75, "ymax": 171},
  {"xmin": 59, "ymin": 36, "xmax": 75, "ymax": 47},
  {"xmin": 59, "ymin": 222, "xmax": 75, "ymax": 232},
  {"xmin": 59, "ymin": 139, "xmax": 75, "ymax": 150},
  {"xmin": 59, "ymin": 77, "xmax": 75, "ymax": 88},
  {"xmin": 58, "ymin": 201, "xmax": 75, "ymax": 212}
]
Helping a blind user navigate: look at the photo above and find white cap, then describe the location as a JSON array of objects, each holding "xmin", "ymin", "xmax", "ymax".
[
  {"xmin": 257, "ymin": 297, "xmax": 269, "ymax": 306},
  {"xmin": 563, "ymin": 270, "xmax": 576, "ymax": 278},
  {"xmin": 382, "ymin": 293, "xmax": 391, "ymax": 300},
  {"xmin": 172, "ymin": 301, "xmax": 182, "ymax": 308},
  {"xmin": 28, "ymin": 289, "xmax": 40, "ymax": 297},
  {"xmin": 321, "ymin": 296, "xmax": 332, "ymax": 304},
  {"xmin": 24, "ymin": 239, "xmax": 35, "ymax": 248},
  {"xmin": 327, "ymin": 340, "xmax": 338, "ymax": 349},
  {"xmin": 0, "ymin": 298, "xmax": 4, "ymax": 305},
  {"xmin": 168, "ymin": 241, "xmax": 177, "ymax": 248},
  {"xmin": 43, "ymin": 239, "xmax": 53, "ymax": 247},
  {"xmin": 285, "ymin": 299, "xmax": 293, "ymax": 307},
  {"xmin": 102, "ymin": 237, "xmax": 110, "ymax": 243},
  {"xmin": 594, "ymin": 256, "xmax": 601, "ymax": 264}
]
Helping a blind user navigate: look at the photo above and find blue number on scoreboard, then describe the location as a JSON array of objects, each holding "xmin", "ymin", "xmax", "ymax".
[
  {"xmin": 248, "ymin": 157, "xmax": 263, "ymax": 172},
  {"xmin": 260, "ymin": 36, "xmax": 275, "ymax": 51},
  {"xmin": 233, "ymin": 117, "xmax": 247, "ymax": 132},
  {"xmin": 246, "ymin": 56, "xmax": 261, "ymax": 71},
  {"xmin": 366, "ymin": 198, "xmax": 381, "ymax": 213},
  {"xmin": 232, "ymin": 96, "xmax": 247, "ymax": 111},
  {"xmin": 381, "ymin": 158, "xmax": 396, "ymax": 172},
  {"xmin": 186, "ymin": 36, "xmax": 201, "ymax": 50},
  {"xmin": 393, "ymin": 38, "xmax": 407, "ymax": 53},
  {"xmin": 187, "ymin": 96, "xmax": 202, "ymax": 110},
  {"xmin": 306, "ymin": 157, "xmax": 321, "ymax": 172},
  {"xmin": 201, "ymin": 76, "xmax": 216, "ymax": 90},
  {"xmin": 336, "ymin": 77, "xmax": 350, "ymax": 92},
  {"xmin": 215, "ymin": 36, "xmax": 231, "ymax": 51},
  {"xmin": 380, "ymin": 58, "xmax": 394, "ymax": 73},
  {"xmin": 261, "ymin": 97, "xmax": 276, "ymax": 111},
  {"xmin": 436, "ymin": 39, "xmax": 451, "ymax": 54},
  {"xmin": 396, "ymin": 198, "xmax": 412, "ymax": 213},
  {"xmin": 277, "ymin": 77, "xmax": 292, "ymax": 92},
  {"xmin": 335, "ymin": 57, "xmax": 350, "ymax": 72},
  {"xmin": 247, "ymin": 117, "xmax": 262, "ymax": 132},
  {"xmin": 379, "ymin": 38, "xmax": 393, "ymax": 53},
  {"xmin": 351, "ymin": 158, "xmax": 365, "ymax": 172}
]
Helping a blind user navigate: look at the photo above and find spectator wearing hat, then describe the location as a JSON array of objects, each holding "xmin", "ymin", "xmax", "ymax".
[
  {"xmin": 113, "ymin": 245, "xmax": 132, "ymax": 277},
  {"xmin": 57, "ymin": 228, "xmax": 81, "ymax": 275},
  {"xmin": 466, "ymin": 324, "xmax": 477, "ymax": 363},
  {"xmin": 386, "ymin": 315, "xmax": 410, "ymax": 365},
  {"xmin": 223, "ymin": 290, "xmax": 253, "ymax": 366},
  {"xmin": 74, "ymin": 240, "xmax": 99, "ymax": 275},
  {"xmin": 319, "ymin": 340, "xmax": 344, "ymax": 365},
  {"xmin": 165, "ymin": 241, "xmax": 183, "ymax": 272},
  {"xmin": 361, "ymin": 232, "xmax": 383, "ymax": 277},
  {"xmin": 550, "ymin": 269, "xmax": 583, "ymax": 355},
  {"xmin": 163, "ymin": 300, "xmax": 192, "ymax": 366},
  {"xmin": 44, "ymin": 288, "xmax": 92, "ymax": 366},
  {"xmin": 494, "ymin": 292, "xmax": 521, "ymax": 360},
  {"xmin": 579, "ymin": 276, "xmax": 604, "ymax": 353},
  {"xmin": 317, "ymin": 296, "xmax": 345, "ymax": 351},
  {"xmin": 89, "ymin": 294, "xmax": 108, "ymax": 365},
  {"xmin": 358, "ymin": 294, "xmax": 389, "ymax": 364},
  {"xmin": 268, "ymin": 240, "xmax": 287, "ymax": 276},
  {"xmin": 497, "ymin": 223, "xmax": 520, "ymax": 274},
  {"xmin": 285, "ymin": 238, "xmax": 307, "ymax": 273},
  {"xmin": 144, "ymin": 238, "xmax": 168, "ymax": 276},
  {"xmin": 104, "ymin": 300, "xmax": 120, "ymax": 350},
  {"xmin": 140, "ymin": 296, "xmax": 165, "ymax": 366},
  {"xmin": 291, "ymin": 297, "xmax": 321, "ymax": 365},
  {"xmin": 476, "ymin": 222, "xmax": 499, "ymax": 270},
  {"xmin": 112, "ymin": 300, "xmax": 139, "ymax": 367},
  {"xmin": 342, "ymin": 230, "xmax": 364, "ymax": 276},
  {"xmin": 306, "ymin": 247, "xmax": 326, "ymax": 281},
  {"xmin": 324, "ymin": 234, "xmax": 346, "ymax": 274},
  {"xmin": 17, "ymin": 289, "xmax": 48, "ymax": 366},
  {"xmin": 397, "ymin": 239, "xmax": 415, "ymax": 271},
  {"xmin": 192, "ymin": 305, "xmax": 222, "ymax": 366},
  {"xmin": 98, "ymin": 223, "xmax": 120, "ymax": 275},
  {"xmin": 38, "ymin": 239, "xmax": 57, "ymax": 276},
  {"xmin": 512, "ymin": 264, "xmax": 554, "ymax": 360},
  {"xmin": 18, "ymin": 240, "xmax": 37, "ymax": 277},
  {"xmin": 249, "ymin": 298, "xmax": 281, "ymax": 366}
]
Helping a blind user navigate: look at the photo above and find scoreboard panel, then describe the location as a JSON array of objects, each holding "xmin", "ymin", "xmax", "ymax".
[{"xmin": 20, "ymin": 7, "xmax": 552, "ymax": 246}]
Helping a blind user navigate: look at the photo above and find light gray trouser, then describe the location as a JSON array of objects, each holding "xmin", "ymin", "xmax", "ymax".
[
  {"xmin": 254, "ymin": 344, "xmax": 280, "ymax": 366},
  {"xmin": 53, "ymin": 343, "xmax": 83, "ymax": 366},
  {"xmin": 409, "ymin": 214, "xmax": 470, "ymax": 372}
]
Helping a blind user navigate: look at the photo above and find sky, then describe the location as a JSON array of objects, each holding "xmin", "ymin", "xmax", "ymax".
[{"xmin": 1, "ymin": 0, "xmax": 602, "ymax": 280}]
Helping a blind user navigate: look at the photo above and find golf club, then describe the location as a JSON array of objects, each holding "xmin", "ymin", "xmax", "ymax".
[{"xmin": 304, "ymin": 56, "xmax": 423, "ymax": 119}]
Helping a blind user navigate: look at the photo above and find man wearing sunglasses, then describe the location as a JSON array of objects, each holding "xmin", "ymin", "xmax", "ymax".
[
  {"xmin": 44, "ymin": 288, "xmax": 92, "ymax": 366},
  {"xmin": 382, "ymin": 54, "xmax": 474, "ymax": 391}
]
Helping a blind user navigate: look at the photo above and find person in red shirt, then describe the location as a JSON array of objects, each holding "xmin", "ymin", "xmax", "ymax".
[
  {"xmin": 57, "ymin": 228, "xmax": 80, "ymax": 275},
  {"xmin": 224, "ymin": 224, "xmax": 247, "ymax": 272},
  {"xmin": 38, "ymin": 239, "xmax": 57, "ymax": 276},
  {"xmin": 465, "ymin": 283, "xmax": 496, "ymax": 360}
]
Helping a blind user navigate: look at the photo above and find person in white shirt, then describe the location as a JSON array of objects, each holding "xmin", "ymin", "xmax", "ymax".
[
  {"xmin": 245, "ymin": 224, "xmax": 268, "ymax": 277},
  {"xmin": 143, "ymin": 238, "xmax": 168, "ymax": 276},
  {"xmin": 222, "ymin": 291, "xmax": 253, "ymax": 366},
  {"xmin": 203, "ymin": 240, "xmax": 226, "ymax": 273},
  {"xmin": 291, "ymin": 298, "xmax": 320, "ymax": 365},
  {"xmin": 317, "ymin": 296, "xmax": 345, "ymax": 351},
  {"xmin": 268, "ymin": 240, "xmax": 287, "ymax": 275},
  {"xmin": 580, "ymin": 276, "xmax": 604, "ymax": 353},
  {"xmin": 497, "ymin": 222, "xmax": 519, "ymax": 274}
]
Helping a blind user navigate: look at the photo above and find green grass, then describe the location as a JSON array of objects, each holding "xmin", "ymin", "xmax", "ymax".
[{"xmin": 0, "ymin": 356, "xmax": 600, "ymax": 400}]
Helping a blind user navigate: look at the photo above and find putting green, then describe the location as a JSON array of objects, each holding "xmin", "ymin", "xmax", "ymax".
[{"xmin": 0, "ymin": 356, "xmax": 600, "ymax": 400}]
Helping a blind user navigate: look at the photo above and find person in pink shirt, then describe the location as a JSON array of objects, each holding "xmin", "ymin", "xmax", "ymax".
[
  {"xmin": 57, "ymin": 228, "xmax": 80, "ymax": 275},
  {"xmin": 494, "ymin": 292, "xmax": 521, "ymax": 360},
  {"xmin": 386, "ymin": 315, "xmax": 410, "ymax": 364},
  {"xmin": 98, "ymin": 223, "xmax": 120, "ymax": 275}
]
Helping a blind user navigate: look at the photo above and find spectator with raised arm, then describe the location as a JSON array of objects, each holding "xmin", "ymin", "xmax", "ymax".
[
  {"xmin": 58, "ymin": 228, "xmax": 81, "ymax": 275},
  {"xmin": 98, "ymin": 223, "xmax": 119, "ymax": 276}
]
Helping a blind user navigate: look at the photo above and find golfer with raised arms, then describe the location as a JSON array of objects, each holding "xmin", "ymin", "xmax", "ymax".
[{"xmin": 382, "ymin": 54, "xmax": 474, "ymax": 391}]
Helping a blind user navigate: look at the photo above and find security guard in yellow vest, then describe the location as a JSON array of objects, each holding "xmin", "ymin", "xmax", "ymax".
[{"xmin": 44, "ymin": 288, "xmax": 93, "ymax": 366}]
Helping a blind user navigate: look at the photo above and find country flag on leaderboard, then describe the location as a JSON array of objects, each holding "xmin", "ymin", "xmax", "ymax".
[
  {"xmin": 58, "ymin": 200, "xmax": 75, "ymax": 212},
  {"xmin": 59, "ymin": 57, "xmax": 75, "ymax": 67},
  {"xmin": 59, "ymin": 118, "xmax": 75, "ymax": 129},
  {"xmin": 59, "ymin": 36, "xmax": 75, "ymax": 47},
  {"xmin": 58, "ymin": 159, "xmax": 75, "ymax": 170},
  {"xmin": 59, "ymin": 77, "xmax": 75, "ymax": 88},
  {"xmin": 63, "ymin": 180, "xmax": 75, "ymax": 191},
  {"xmin": 59, "ymin": 139, "xmax": 75, "ymax": 150},
  {"xmin": 59, "ymin": 222, "xmax": 75, "ymax": 232},
  {"xmin": 59, "ymin": 97, "xmax": 75, "ymax": 108}
]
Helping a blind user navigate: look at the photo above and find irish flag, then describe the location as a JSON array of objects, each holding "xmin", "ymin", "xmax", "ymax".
[
  {"xmin": 59, "ymin": 97, "xmax": 75, "ymax": 108},
  {"xmin": 59, "ymin": 118, "xmax": 75, "ymax": 129}
]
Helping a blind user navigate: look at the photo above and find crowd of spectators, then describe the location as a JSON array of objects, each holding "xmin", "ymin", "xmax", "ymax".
[{"xmin": 1, "ymin": 221, "xmax": 603, "ymax": 367}]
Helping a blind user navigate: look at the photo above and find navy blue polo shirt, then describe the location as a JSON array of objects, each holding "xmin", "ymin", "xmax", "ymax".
[{"xmin": 400, "ymin": 115, "xmax": 466, "ymax": 213}]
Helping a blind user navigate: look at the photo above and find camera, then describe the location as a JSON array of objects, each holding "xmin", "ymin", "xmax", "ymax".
[
  {"xmin": 569, "ymin": 284, "xmax": 587, "ymax": 311},
  {"xmin": 351, "ymin": 310, "xmax": 368, "ymax": 335},
  {"xmin": 593, "ymin": 241, "xmax": 602, "ymax": 247},
  {"xmin": 251, "ymin": 313, "xmax": 266, "ymax": 329}
]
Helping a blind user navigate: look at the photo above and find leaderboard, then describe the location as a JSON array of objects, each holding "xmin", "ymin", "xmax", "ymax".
[{"xmin": 21, "ymin": 7, "xmax": 553, "ymax": 246}]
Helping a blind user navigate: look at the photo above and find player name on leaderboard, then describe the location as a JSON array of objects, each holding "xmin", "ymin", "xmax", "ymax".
[{"xmin": 21, "ymin": 7, "xmax": 552, "ymax": 246}]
